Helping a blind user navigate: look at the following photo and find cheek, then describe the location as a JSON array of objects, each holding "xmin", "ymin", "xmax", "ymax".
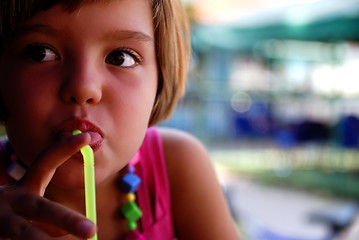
[
  {"xmin": 108, "ymin": 79, "xmax": 157, "ymax": 139},
  {"xmin": 102, "ymin": 73, "xmax": 157, "ymax": 157},
  {"xmin": 3, "ymin": 81, "xmax": 55, "ymax": 125},
  {"xmin": 0, "ymin": 73, "xmax": 57, "ymax": 163},
  {"xmin": 112, "ymin": 69, "xmax": 158, "ymax": 121},
  {"xmin": 1, "ymin": 64, "xmax": 53, "ymax": 106}
]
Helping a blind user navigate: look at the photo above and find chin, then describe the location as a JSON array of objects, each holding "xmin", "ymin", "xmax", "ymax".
[
  {"xmin": 48, "ymin": 159, "xmax": 87, "ymax": 189},
  {"xmin": 51, "ymin": 169, "xmax": 86, "ymax": 190},
  {"xmin": 50, "ymin": 162, "xmax": 117, "ymax": 190}
]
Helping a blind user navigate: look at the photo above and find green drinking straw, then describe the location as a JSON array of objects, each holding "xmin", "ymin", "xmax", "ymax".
[{"xmin": 72, "ymin": 130, "xmax": 98, "ymax": 240}]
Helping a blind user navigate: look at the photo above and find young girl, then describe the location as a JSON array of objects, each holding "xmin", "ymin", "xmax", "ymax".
[{"xmin": 0, "ymin": 0, "xmax": 240, "ymax": 239}]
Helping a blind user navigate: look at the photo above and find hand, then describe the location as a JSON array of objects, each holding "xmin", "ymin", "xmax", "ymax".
[{"xmin": 0, "ymin": 133, "xmax": 97, "ymax": 240}]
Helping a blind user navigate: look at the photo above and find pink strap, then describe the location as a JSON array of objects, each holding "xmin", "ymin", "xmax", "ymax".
[{"xmin": 134, "ymin": 127, "xmax": 174, "ymax": 239}]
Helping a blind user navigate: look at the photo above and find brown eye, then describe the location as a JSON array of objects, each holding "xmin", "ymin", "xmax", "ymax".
[
  {"xmin": 105, "ymin": 49, "xmax": 140, "ymax": 67},
  {"xmin": 22, "ymin": 44, "xmax": 58, "ymax": 62}
]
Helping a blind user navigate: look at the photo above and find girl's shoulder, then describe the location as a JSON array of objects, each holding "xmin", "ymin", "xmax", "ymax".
[
  {"xmin": 157, "ymin": 127, "xmax": 208, "ymax": 160},
  {"xmin": 157, "ymin": 127, "xmax": 210, "ymax": 174},
  {"xmin": 156, "ymin": 127, "xmax": 212, "ymax": 199},
  {"xmin": 157, "ymin": 126, "xmax": 214, "ymax": 181},
  {"xmin": 157, "ymin": 127, "xmax": 240, "ymax": 239}
]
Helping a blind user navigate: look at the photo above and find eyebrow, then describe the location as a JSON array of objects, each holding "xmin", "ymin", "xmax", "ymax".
[
  {"xmin": 11, "ymin": 24, "xmax": 57, "ymax": 38},
  {"xmin": 103, "ymin": 30, "xmax": 154, "ymax": 44},
  {"xmin": 12, "ymin": 24, "xmax": 154, "ymax": 44}
]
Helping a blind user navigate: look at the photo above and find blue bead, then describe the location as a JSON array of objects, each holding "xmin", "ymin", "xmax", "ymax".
[{"xmin": 121, "ymin": 173, "xmax": 141, "ymax": 193}]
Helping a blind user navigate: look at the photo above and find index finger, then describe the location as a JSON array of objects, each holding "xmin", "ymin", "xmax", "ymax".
[{"xmin": 19, "ymin": 133, "xmax": 91, "ymax": 196}]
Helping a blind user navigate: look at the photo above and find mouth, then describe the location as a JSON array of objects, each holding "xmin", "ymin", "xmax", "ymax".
[{"xmin": 55, "ymin": 117, "xmax": 104, "ymax": 151}]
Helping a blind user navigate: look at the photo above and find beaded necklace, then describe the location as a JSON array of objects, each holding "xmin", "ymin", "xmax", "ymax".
[
  {"xmin": 4, "ymin": 140, "xmax": 145, "ymax": 240},
  {"xmin": 120, "ymin": 164, "xmax": 145, "ymax": 240}
]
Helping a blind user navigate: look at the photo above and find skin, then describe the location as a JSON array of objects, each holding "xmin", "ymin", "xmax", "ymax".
[
  {"xmin": 0, "ymin": 0, "xmax": 240, "ymax": 239},
  {"xmin": 161, "ymin": 128, "xmax": 240, "ymax": 240}
]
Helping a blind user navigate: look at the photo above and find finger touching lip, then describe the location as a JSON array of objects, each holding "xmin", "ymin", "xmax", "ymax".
[
  {"xmin": 86, "ymin": 131, "xmax": 103, "ymax": 149},
  {"xmin": 55, "ymin": 118, "xmax": 104, "ymax": 151}
]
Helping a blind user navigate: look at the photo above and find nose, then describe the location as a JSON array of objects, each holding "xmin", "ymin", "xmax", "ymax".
[{"xmin": 60, "ymin": 59, "xmax": 102, "ymax": 105}]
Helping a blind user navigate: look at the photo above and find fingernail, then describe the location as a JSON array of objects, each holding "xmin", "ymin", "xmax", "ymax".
[{"xmin": 78, "ymin": 220, "xmax": 96, "ymax": 236}]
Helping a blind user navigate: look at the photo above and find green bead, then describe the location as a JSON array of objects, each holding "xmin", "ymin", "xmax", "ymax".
[
  {"xmin": 128, "ymin": 221, "xmax": 137, "ymax": 230},
  {"xmin": 121, "ymin": 202, "xmax": 142, "ymax": 222}
]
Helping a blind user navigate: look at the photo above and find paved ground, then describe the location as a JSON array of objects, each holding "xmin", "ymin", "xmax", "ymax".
[{"xmin": 217, "ymin": 168, "xmax": 359, "ymax": 240}]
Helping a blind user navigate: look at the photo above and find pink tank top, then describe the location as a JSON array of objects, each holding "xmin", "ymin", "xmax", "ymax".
[{"xmin": 0, "ymin": 127, "xmax": 174, "ymax": 239}]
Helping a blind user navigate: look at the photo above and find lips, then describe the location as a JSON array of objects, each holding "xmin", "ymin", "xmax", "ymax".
[{"xmin": 55, "ymin": 117, "xmax": 104, "ymax": 150}]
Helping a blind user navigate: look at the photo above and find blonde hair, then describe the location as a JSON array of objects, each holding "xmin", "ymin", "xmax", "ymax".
[
  {"xmin": 0, "ymin": 0, "xmax": 191, "ymax": 125},
  {"xmin": 150, "ymin": 0, "xmax": 191, "ymax": 125}
]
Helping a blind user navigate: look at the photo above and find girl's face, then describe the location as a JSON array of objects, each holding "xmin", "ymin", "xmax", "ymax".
[{"xmin": 0, "ymin": 0, "xmax": 158, "ymax": 188}]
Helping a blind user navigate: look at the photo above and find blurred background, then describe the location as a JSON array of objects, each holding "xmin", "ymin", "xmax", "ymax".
[{"xmin": 161, "ymin": 0, "xmax": 359, "ymax": 239}]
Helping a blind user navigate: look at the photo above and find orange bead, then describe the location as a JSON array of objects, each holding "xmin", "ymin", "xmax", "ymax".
[{"xmin": 126, "ymin": 193, "xmax": 136, "ymax": 202}]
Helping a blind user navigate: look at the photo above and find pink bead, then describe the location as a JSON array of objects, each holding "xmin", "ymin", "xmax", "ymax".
[
  {"xmin": 127, "ymin": 165, "xmax": 136, "ymax": 173},
  {"xmin": 125, "ymin": 230, "xmax": 145, "ymax": 240}
]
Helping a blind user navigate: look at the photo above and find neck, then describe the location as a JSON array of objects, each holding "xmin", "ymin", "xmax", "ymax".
[
  {"xmin": 45, "ymin": 183, "xmax": 87, "ymax": 214},
  {"xmin": 44, "ymin": 172, "xmax": 121, "ymax": 215}
]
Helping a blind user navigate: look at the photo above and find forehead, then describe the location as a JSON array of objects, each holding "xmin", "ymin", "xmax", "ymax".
[{"xmin": 2, "ymin": 0, "xmax": 155, "ymax": 42}]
